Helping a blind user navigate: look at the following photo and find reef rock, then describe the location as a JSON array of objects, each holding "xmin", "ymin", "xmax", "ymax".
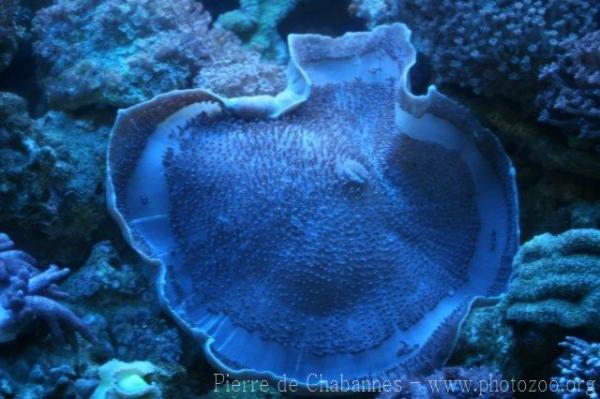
[
  {"xmin": 32, "ymin": 0, "xmax": 285, "ymax": 110},
  {"xmin": 537, "ymin": 30, "xmax": 600, "ymax": 141},
  {"xmin": 106, "ymin": 24, "xmax": 518, "ymax": 387},
  {"xmin": 506, "ymin": 229, "xmax": 600, "ymax": 334},
  {"xmin": 0, "ymin": 0, "xmax": 20, "ymax": 73},
  {"xmin": 63, "ymin": 241, "xmax": 183, "ymax": 366},
  {"xmin": 450, "ymin": 298, "xmax": 516, "ymax": 375},
  {"xmin": 0, "ymin": 92, "xmax": 109, "ymax": 264}
]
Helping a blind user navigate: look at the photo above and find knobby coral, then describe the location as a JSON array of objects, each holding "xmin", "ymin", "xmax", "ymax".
[
  {"xmin": 0, "ymin": 232, "xmax": 93, "ymax": 343},
  {"xmin": 32, "ymin": 0, "xmax": 285, "ymax": 109},
  {"xmin": 537, "ymin": 30, "xmax": 600, "ymax": 140},
  {"xmin": 106, "ymin": 24, "xmax": 518, "ymax": 387},
  {"xmin": 506, "ymin": 229, "xmax": 600, "ymax": 333}
]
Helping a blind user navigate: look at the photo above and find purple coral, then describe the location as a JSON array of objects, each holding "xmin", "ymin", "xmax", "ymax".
[
  {"xmin": 351, "ymin": 0, "xmax": 599, "ymax": 104},
  {"xmin": 0, "ymin": 232, "xmax": 93, "ymax": 343},
  {"xmin": 537, "ymin": 30, "xmax": 600, "ymax": 140}
]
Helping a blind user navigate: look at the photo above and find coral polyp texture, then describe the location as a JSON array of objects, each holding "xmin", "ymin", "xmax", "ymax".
[
  {"xmin": 554, "ymin": 336, "xmax": 600, "ymax": 399},
  {"xmin": 106, "ymin": 24, "xmax": 519, "ymax": 386},
  {"xmin": 32, "ymin": 0, "xmax": 284, "ymax": 110},
  {"xmin": 350, "ymin": 0, "xmax": 600, "ymax": 104},
  {"xmin": 537, "ymin": 30, "xmax": 600, "ymax": 140},
  {"xmin": 0, "ymin": 232, "xmax": 93, "ymax": 343},
  {"xmin": 506, "ymin": 229, "xmax": 600, "ymax": 333}
]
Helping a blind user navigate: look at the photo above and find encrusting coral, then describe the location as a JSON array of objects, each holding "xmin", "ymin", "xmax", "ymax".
[
  {"xmin": 537, "ymin": 30, "xmax": 600, "ymax": 140},
  {"xmin": 505, "ymin": 229, "xmax": 600, "ymax": 333},
  {"xmin": 0, "ymin": 232, "xmax": 93, "ymax": 343},
  {"xmin": 32, "ymin": 0, "xmax": 285, "ymax": 109}
]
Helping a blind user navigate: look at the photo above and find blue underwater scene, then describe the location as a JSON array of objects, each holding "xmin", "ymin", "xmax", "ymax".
[{"xmin": 0, "ymin": 0, "xmax": 600, "ymax": 398}]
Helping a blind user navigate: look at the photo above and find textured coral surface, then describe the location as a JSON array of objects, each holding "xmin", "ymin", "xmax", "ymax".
[
  {"xmin": 554, "ymin": 336, "xmax": 600, "ymax": 399},
  {"xmin": 506, "ymin": 229, "xmax": 600, "ymax": 333},
  {"xmin": 32, "ymin": 0, "xmax": 285, "ymax": 109},
  {"xmin": 351, "ymin": 0, "xmax": 600, "ymax": 105},
  {"xmin": 107, "ymin": 24, "xmax": 518, "ymax": 385},
  {"xmin": 537, "ymin": 30, "xmax": 600, "ymax": 139}
]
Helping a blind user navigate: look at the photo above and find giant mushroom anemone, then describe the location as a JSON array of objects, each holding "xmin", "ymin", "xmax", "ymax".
[{"xmin": 106, "ymin": 24, "xmax": 519, "ymax": 388}]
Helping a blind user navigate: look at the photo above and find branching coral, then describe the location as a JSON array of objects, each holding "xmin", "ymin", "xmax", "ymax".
[
  {"xmin": 32, "ymin": 0, "xmax": 285, "ymax": 109},
  {"xmin": 505, "ymin": 229, "xmax": 600, "ymax": 332},
  {"xmin": 537, "ymin": 30, "xmax": 600, "ymax": 140},
  {"xmin": 0, "ymin": 232, "xmax": 93, "ymax": 343},
  {"xmin": 350, "ymin": 0, "xmax": 600, "ymax": 104},
  {"xmin": 92, "ymin": 360, "xmax": 163, "ymax": 399},
  {"xmin": 554, "ymin": 336, "xmax": 600, "ymax": 399}
]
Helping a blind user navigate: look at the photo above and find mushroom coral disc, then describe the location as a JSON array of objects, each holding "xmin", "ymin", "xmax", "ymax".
[{"xmin": 106, "ymin": 24, "xmax": 519, "ymax": 388}]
